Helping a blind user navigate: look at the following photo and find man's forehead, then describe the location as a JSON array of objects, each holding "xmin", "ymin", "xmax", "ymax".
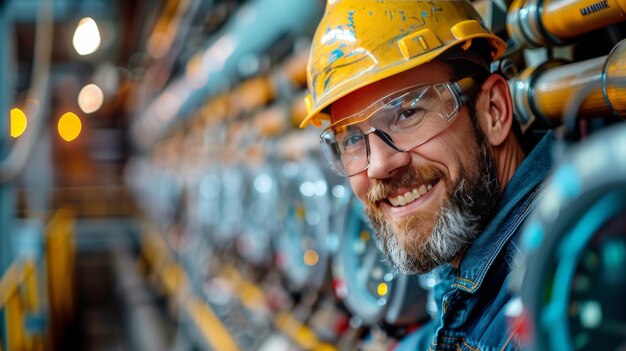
[{"xmin": 329, "ymin": 61, "xmax": 451, "ymax": 123}]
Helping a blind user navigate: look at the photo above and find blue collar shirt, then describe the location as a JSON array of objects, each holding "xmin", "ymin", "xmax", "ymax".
[{"xmin": 397, "ymin": 132, "xmax": 555, "ymax": 351}]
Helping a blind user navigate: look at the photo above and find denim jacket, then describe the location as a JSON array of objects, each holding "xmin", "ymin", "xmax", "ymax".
[{"xmin": 397, "ymin": 132, "xmax": 555, "ymax": 351}]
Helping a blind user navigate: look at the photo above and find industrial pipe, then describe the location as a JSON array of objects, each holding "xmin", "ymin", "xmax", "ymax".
[
  {"xmin": 0, "ymin": 0, "xmax": 53, "ymax": 183},
  {"xmin": 131, "ymin": 0, "xmax": 322, "ymax": 152},
  {"xmin": 507, "ymin": 0, "xmax": 626, "ymax": 48},
  {"xmin": 512, "ymin": 38, "xmax": 626, "ymax": 130}
]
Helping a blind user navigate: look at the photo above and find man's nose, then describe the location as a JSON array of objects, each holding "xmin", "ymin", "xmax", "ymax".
[{"xmin": 366, "ymin": 132, "xmax": 411, "ymax": 179}]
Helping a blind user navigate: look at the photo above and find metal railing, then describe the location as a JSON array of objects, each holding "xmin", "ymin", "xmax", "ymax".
[
  {"xmin": 44, "ymin": 209, "xmax": 76, "ymax": 350},
  {"xmin": 0, "ymin": 209, "xmax": 76, "ymax": 351},
  {"xmin": 0, "ymin": 260, "xmax": 43, "ymax": 351}
]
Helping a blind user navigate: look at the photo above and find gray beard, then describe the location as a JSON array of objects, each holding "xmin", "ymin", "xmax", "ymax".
[{"xmin": 368, "ymin": 140, "xmax": 500, "ymax": 275}]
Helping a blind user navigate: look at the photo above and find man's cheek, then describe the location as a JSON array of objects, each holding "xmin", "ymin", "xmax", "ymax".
[{"xmin": 349, "ymin": 177, "xmax": 368, "ymax": 202}]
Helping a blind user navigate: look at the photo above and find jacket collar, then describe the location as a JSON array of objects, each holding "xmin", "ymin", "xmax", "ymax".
[{"xmin": 451, "ymin": 131, "xmax": 555, "ymax": 293}]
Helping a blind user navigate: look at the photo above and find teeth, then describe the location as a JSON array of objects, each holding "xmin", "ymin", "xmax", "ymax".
[
  {"xmin": 389, "ymin": 197, "xmax": 399, "ymax": 207},
  {"xmin": 397, "ymin": 195, "xmax": 407, "ymax": 206},
  {"xmin": 404, "ymin": 191, "xmax": 414, "ymax": 204},
  {"xmin": 419, "ymin": 184, "xmax": 427, "ymax": 195},
  {"xmin": 388, "ymin": 183, "xmax": 435, "ymax": 207}
]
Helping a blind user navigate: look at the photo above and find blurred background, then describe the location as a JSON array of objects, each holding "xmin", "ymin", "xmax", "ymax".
[{"xmin": 1, "ymin": 0, "xmax": 625, "ymax": 350}]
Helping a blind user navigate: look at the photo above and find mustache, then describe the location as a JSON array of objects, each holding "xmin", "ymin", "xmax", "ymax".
[{"xmin": 366, "ymin": 165, "xmax": 445, "ymax": 204}]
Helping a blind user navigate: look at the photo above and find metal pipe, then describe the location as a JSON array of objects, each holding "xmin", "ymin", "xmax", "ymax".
[
  {"xmin": 512, "ymin": 39, "xmax": 626, "ymax": 129},
  {"xmin": 0, "ymin": 0, "xmax": 15, "ymax": 274},
  {"xmin": 135, "ymin": 0, "xmax": 203, "ymax": 109},
  {"xmin": 507, "ymin": 0, "xmax": 626, "ymax": 48},
  {"xmin": 0, "ymin": 0, "xmax": 53, "ymax": 183},
  {"xmin": 131, "ymin": 0, "xmax": 322, "ymax": 152}
]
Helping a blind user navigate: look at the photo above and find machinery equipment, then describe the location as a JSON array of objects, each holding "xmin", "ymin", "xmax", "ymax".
[
  {"xmin": 512, "ymin": 38, "xmax": 626, "ymax": 131},
  {"xmin": 332, "ymin": 194, "xmax": 429, "ymax": 329},
  {"xmin": 507, "ymin": 0, "xmax": 626, "ymax": 48},
  {"xmin": 513, "ymin": 123, "xmax": 626, "ymax": 351}
]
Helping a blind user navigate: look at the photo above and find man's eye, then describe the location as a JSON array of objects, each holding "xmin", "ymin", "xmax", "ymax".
[
  {"xmin": 399, "ymin": 108, "xmax": 417, "ymax": 120},
  {"xmin": 396, "ymin": 107, "xmax": 426, "ymax": 124},
  {"xmin": 341, "ymin": 133, "xmax": 364, "ymax": 151}
]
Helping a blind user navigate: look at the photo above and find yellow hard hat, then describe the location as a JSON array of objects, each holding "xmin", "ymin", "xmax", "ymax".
[{"xmin": 300, "ymin": 0, "xmax": 507, "ymax": 128}]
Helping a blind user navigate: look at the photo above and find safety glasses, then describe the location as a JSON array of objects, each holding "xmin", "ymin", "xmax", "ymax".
[{"xmin": 320, "ymin": 77, "xmax": 475, "ymax": 176}]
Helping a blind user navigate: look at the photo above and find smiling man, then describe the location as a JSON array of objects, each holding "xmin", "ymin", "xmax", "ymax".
[{"xmin": 300, "ymin": 1, "xmax": 554, "ymax": 350}]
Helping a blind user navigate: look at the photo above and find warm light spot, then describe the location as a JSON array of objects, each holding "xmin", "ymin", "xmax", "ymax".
[
  {"xmin": 186, "ymin": 53, "xmax": 208, "ymax": 87},
  {"xmin": 73, "ymin": 17, "xmax": 101, "ymax": 56},
  {"xmin": 360, "ymin": 230, "xmax": 370, "ymax": 242},
  {"xmin": 303, "ymin": 249, "xmax": 319, "ymax": 266},
  {"xmin": 10, "ymin": 108, "xmax": 27, "ymax": 138},
  {"xmin": 78, "ymin": 83, "xmax": 104, "ymax": 113},
  {"xmin": 296, "ymin": 206, "xmax": 306, "ymax": 219},
  {"xmin": 377, "ymin": 282, "xmax": 388, "ymax": 296},
  {"xmin": 148, "ymin": 32, "xmax": 173, "ymax": 59},
  {"xmin": 58, "ymin": 112, "xmax": 82, "ymax": 141}
]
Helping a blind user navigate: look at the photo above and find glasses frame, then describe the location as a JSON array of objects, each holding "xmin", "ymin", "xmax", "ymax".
[{"xmin": 320, "ymin": 76, "xmax": 477, "ymax": 177}]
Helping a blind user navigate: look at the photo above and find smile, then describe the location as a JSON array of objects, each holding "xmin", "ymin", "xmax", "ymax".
[{"xmin": 388, "ymin": 182, "xmax": 435, "ymax": 207}]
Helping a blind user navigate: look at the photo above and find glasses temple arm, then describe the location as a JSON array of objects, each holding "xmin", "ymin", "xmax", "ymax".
[{"xmin": 452, "ymin": 76, "xmax": 479, "ymax": 105}]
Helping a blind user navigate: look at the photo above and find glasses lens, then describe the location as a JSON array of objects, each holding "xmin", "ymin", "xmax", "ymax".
[
  {"xmin": 371, "ymin": 84, "xmax": 458, "ymax": 150},
  {"xmin": 321, "ymin": 82, "xmax": 461, "ymax": 177},
  {"xmin": 320, "ymin": 126, "xmax": 367, "ymax": 176}
]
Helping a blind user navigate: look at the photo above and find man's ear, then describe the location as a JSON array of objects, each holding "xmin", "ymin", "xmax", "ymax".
[{"xmin": 475, "ymin": 74, "xmax": 514, "ymax": 147}]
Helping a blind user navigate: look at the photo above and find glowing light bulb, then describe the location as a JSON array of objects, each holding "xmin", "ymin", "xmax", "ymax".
[
  {"xmin": 78, "ymin": 83, "xmax": 104, "ymax": 113},
  {"xmin": 58, "ymin": 112, "xmax": 82, "ymax": 141},
  {"xmin": 73, "ymin": 17, "xmax": 101, "ymax": 56},
  {"xmin": 10, "ymin": 108, "xmax": 27, "ymax": 138}
]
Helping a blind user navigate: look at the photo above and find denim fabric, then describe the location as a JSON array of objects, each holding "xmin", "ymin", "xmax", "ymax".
[{"xmin": 396, "ymin": 132, "xmax": 555, "ymax": 351}]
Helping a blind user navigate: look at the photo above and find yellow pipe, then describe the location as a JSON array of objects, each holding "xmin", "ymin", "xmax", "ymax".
[
  {"xmin": 22, "ymin": 261, "xmax": 41, "ymax": 351},
  {"xmin": 273, "ymin": 48, "xmax": 310, "ymax": 89},
  {"xmin": 533, "ymin": 57, "xmax": 608, "ymax": 120},
  {"xmin": 508, "ymin": 0, "xmax": 626, "ymax": 47},
  {"xmin": 0, "ymin": 263, "xmax": 24, "ymax": 307},
  {"xmin": 231, "ymin": 76, "xmax": 275, "ymax": 113},
  {"xmin": 186, "ymin": 296, "xmax": 240, "ymax": 351},
  {"xmin": 252, "ymin": 104, "xmax": 288, "ymax": 138},
  {"xmin": 6, "ymin": 292, "xmax": 25, "ymax": 351},
  {"xmin": 513, "ymin": 39, "xmax": 626, "ymax": 126},
  {"xmin": 543, "ymin": 0, "xmax": 626, "ymax": 40},
  {"xmin": 138, "ymin": 225, "xmax": 240, "ymax": 350},
  {"xmin": 45, "ymin": 208, "xmax": 76, "ymax": 349},
  {"xmin": 24, "ymin": 261, "xmax": 39, "ymax": 314},
  {"xmin": 290, "ymin": 94, "xmax": 308, "ymax": 128},
  {"xmin": 274, "ymin": 311, "xmax": 338, "ymax": 350}
]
